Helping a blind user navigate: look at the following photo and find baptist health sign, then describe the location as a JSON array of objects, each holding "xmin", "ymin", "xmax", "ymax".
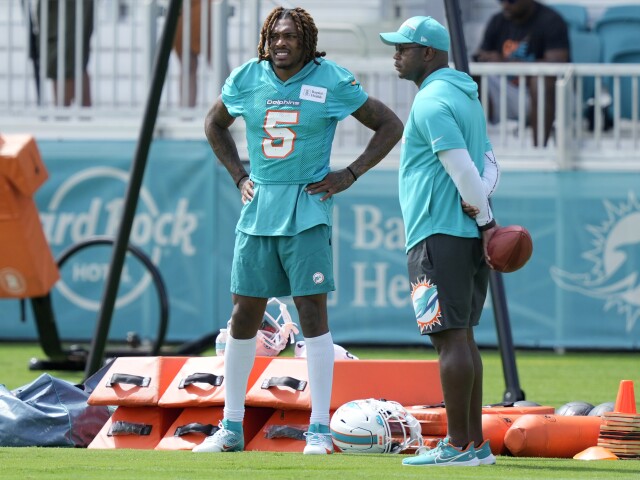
[{"xmin": 1, "ymin": 141, "xmax": 639, "ymax": 350}]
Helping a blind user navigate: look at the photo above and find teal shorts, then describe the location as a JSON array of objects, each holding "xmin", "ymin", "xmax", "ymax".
[{"xmin": 231, "ymin": 224, "xmax": 335, "ymax": 298}]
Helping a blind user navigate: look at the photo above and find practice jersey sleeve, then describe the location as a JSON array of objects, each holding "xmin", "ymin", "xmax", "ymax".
[
  {"xmin": 416, "ymin": 98, "xmax": 468, "ymax": 153},
  {"xmin": 325, "ymin": 63, "xmax": 368, "ymax": 120},
  {"xmin": 438, "ymin": 148, "xmax": 494, "ymax": 228},
  {"xmin": 221, "ymin": 70, "xmax": 243, "ymax": 117},
  {"xmin": 221, "ymin": 59, "xmax": 260, "ymax": 117}
]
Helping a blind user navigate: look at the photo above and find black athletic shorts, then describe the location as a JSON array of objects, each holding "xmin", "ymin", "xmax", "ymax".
[{"xmin": 407, "ymin": 234, "xmax": 489, "ymax": 335}]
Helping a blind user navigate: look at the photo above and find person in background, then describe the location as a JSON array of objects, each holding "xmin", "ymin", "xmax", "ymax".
[
  {"xmin": 474, "ymin": 0, "xmax": 569, "ymax": 146},
  {"xmin": 193, "ymin": 6, "xmax": 403, "ymax": 455},
  {"xmin": 380, "ymin": 16, "xmax": 500, "ymax": 467},
  {"xmin": 173, "ymin": 0, "xmax": 211, "ymax": 107},
  {"xmin": 37, "ymin": 0, "xmax": 94, "ymax": 106}
]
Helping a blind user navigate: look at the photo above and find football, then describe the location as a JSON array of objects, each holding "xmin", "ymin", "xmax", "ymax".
[{"xmin": 487, "ymin": 225, "xmax": 533, "ymax": 273}]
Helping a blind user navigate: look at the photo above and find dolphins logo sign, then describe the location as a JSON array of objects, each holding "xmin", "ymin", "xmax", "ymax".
[
  {"xmin": 411, "ymin": 276, "xmax": 441, "ymax": 334},
  {"xmin": 550, "ymin": 191, "xmax": 640, "ymax": 332}
]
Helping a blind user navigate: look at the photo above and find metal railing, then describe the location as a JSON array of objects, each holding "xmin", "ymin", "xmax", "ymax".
[{"xmin": 2, "ymin": 1, "xmax": 640, "ymax": 170}]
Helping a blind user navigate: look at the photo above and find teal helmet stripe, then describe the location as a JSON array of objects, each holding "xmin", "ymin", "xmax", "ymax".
[{"xmin": 330, "ymin": 431, "xmax": 377, "ymax": 445}]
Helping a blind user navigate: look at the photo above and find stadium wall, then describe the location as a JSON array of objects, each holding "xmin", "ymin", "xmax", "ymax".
[{"xmin": 1, "ymin": 139, "xmax": 639, "ymax": 350}]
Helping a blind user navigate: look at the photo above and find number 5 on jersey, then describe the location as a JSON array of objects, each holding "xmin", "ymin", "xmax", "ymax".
[{"xmin": 263, "ymin": 110, "xmax": 299, "ymax": 158}]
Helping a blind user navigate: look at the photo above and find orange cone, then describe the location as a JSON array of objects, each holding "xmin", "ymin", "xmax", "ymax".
[
  {"xmin": 614, "ymin": 380, "xmax": 637, "ymax": 414},
  {"xmin": 574, "ymin": 446, "xmax": 619, "ymax": 461}
]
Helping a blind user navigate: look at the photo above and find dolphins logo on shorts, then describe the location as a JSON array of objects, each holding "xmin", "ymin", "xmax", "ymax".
[{"xmin": 411, "ymin": 276, "xmax": 442, "ymax": 334}]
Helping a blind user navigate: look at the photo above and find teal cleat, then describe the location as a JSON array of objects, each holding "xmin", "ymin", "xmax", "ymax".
[
  {"xmin": 476, "ymin": 439, "xmax": 497, "ymax": 465},
  {"xmin": 402, "ymin": 437, "xmax": 480, "ymax": 467},
  {"xmin": 303, "ymin": 423, "xmax": 334, "ymax": 455},
  {"xmin": 192, "ymin": 419, "xmax": 244, "ymax": 453}
]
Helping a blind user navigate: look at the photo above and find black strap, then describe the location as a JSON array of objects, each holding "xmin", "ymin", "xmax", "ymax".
[
  {"xmin": 261, "ymin": 376, "xmax": 307, "ymax": 391},
  {"xmin": 412, "ymin": 402, "xmax": 446, "ymax": 409},
  {"xmin": 106, "ymin": 373, "xmax": 151, "ymax": 388},
  {"xmin": 484, "ymin": 401, "xmax": 516, "ymax": 408},
  {"xmin": 264, "ymin": 425, "xmax": 306, "ymax": 440},
  {"xmin": 174, "ymin": 422, "xmax": 218, "ymax": 437},
  {"xmin": 179, "ymin": 372, "xmax": 224, "ymax": 389},
  {"xmin": 108, "ymin": 421, "xmax": 152, "ymax": 436}
]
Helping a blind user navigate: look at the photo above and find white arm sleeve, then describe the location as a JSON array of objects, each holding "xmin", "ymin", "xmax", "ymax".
[
  {"xmin": 438, "ymin": 148, "xmax": 494, "ymax": 228},
  {"xmin": 482, "ymin": 149, "xmax": 500, "ymax": 198}
]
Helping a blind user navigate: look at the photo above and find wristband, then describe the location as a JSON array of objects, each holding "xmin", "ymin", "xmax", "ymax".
[
  {"xmin": 479, "ymin": 219, "xmax": 496, "ymax": 231},
  {"xmin": 236, "ymin": 174, "xmax": 249, "ymax": 189},
  {"xmin": 346, "ymin": 166, "xmax": 358, "ymax": 181}
]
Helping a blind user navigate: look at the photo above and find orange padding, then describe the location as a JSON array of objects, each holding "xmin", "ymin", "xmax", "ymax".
[
  {"xmin": 88, "ymin": 406, "xmax": 182, "ymax": 450},
  {"xmin": 158, "ymin": 356, "xmax": 272, "ymax": 407},
  {"xmin": 245, "ymin": 409, "xmax": 335, "ymax": 452},
  {"xmin": 88, "ymin": 357, "xmax": 189, "ymax": 407},
  {"xmin": 504, "ymin": 414, "xmax": 603, "ymax": 458},
  {"xmin": 0, "ymin": 134, "xmax": 58, "ymax": 298},
  {"xmin": 245, "ymin": 358, "xmax": 443, "ymax": 411},
  {"xmin": 402, "ymin": 436, "xmax": 443, "ymax": 456},
  {"xmin": 481, "ymin": 405, "xmax": 555, "ymax": 415},
  {"xmin": 155, "ymin": 406, "xmax": 274, "ymax": 451},
  {"xmin": 405, "ymin": 405, "xmax": 555, "ymax": 436},
  {"xmin": 482, "ymin": 413, "xmax": 525, "ymax": 455},
  {"xmin": 0, "ymin": 135, "xmax": 48, "ymax": 196}
]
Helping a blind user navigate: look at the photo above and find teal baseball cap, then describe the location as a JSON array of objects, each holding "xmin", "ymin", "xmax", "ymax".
[{"xmin": 379, "ymin": 16, "xmax": 450, "ymax": 52}]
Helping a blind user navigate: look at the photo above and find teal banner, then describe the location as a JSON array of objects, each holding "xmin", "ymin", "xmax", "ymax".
[
  {"xmin": 1, "ymin": 141, "xmax": 639, "ymax": 350},
  {"xmin": 1, "ymin": 140, "xmax": 225, "ymax": 344}
]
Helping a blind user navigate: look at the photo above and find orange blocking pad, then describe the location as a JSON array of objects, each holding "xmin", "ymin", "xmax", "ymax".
[
  {"xmin": 481, "ymin": 405, "xmax": 555, "ymax": 415},
  {"xmin": 406, "ymin": 404, "xmax": 555, "ymax": 437},
  {"xmin": 88, "ymin": 406, "xmax": 182, "ymax": 450},
  {"xmin": 404, "ymin": 436, "xmax": 442, "ymax": 455},
  {"xmin": 0, "ymin": 134, "xmax": 48, "ymax": 195},
  {"xmin": 158, "ymin": 356, "xmax": 272, "ymax": 407},
  {"xmin": 404, "ymin": 406, "xmax": 448, "ymax": 436},
  {"xmin": 245, "ymin": 358, "xmax": 443, "ymax": 411},
  {"xmin": 504, "ymin": 414, "xmax": 603, "ymax": 458},
  {"xmin": 482, "ymin": 414, "xmax": 523, "ymax": 455},
  {"xmin": 88, "ymin": 356, "xmax": 189, "ymax": 407},
  {"xmin": 0, "ymin": 134, "xmax": 58, "ymax": 298},
  {"xmin": 155, "ymin": 406, "xmax": 274, "ymax": 451},
  {"xmin": 245, "ymin": 409, "xmax": 327, "ymax": 452},
  {"xmin": 245, "ymin": 359, "xmax": 310, "ymax": 410}
]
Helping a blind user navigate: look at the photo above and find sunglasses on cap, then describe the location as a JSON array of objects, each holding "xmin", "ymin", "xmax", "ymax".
[{"xmin": 394, "ymin": 44, "xmax": 427, "ymax": 55}]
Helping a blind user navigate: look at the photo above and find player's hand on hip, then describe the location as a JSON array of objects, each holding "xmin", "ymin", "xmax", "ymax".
[
  {"xmin": 305, "ymin": 169, "xmax": 355, "ymax": 202},
  {"xmin": 239, "ymin": 177, "xmax": 254, "ymax": 205},
  {"xmin": 461, "ymin": 200, "xmax": 479, "ymax": 218}
]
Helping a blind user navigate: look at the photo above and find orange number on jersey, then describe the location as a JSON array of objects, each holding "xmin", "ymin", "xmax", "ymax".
[{"xmin": 263, "ymin": 110, "xmax": 299, "ymax": 158}]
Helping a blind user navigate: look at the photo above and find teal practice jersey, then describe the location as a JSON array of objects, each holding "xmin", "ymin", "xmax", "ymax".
[{"xmin": 222, "ymin": 57, "xmax": 368, "ymax": 184}]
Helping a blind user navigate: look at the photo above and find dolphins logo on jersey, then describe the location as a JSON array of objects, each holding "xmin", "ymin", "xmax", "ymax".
[
  {"xmin": 411, "ymin": 276, "xmax": 442, "ymax": 334},
  {"xmin": 550, "ymin": 191, "xmax": 640, "ymax": 332}
]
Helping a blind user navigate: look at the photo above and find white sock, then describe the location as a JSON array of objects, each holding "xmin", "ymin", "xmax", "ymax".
[
  {"xmin": 223, "ymin": 334, "xmax": 256, "ymax": 423},
  {"xmin": 304, "ymin": 332, "xmax": 334, "ymax": 426}
]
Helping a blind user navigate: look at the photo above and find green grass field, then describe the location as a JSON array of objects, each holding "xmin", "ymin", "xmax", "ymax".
[{"xmin": 1, "ymin": 343, "xmax": 639, "ymax": 479}]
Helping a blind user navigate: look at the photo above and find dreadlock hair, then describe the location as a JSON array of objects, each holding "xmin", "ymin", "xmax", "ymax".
[{"xmin": 257, "ymin": 7, "xmax": 326, "ymax": 65}]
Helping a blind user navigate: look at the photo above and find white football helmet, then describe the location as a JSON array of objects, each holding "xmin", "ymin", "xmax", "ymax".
[
  {"xmin": 255, "ymin": 297, "xmax": 299, "ymax": 356},
  {"xmin": 219, "ymin": 298, "xmax": 299, "ymax": 357},
  {"xmin": 330, "ymin": 399, "xmax": 423, "ymax": 454},
  {"xmin": 294, "ymin": 341, "xmax": 359, "ymax": 360}
]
